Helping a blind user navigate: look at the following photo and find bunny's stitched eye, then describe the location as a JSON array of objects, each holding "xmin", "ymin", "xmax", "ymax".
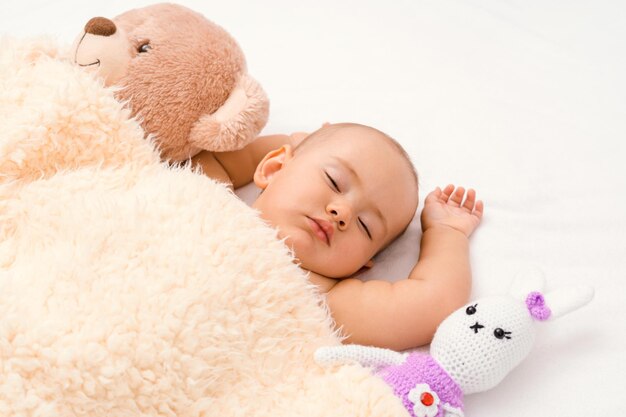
[
  {"xmin": 465, "ymin": 304, "xmax": 477, "ymax": 315},
  {"xmin": 493, "ymin": 328, "xmax": 512, "ymax": 340}
]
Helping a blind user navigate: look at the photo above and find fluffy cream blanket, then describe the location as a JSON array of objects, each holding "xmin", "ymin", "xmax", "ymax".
[{"xmin": 0, "ymin": 37, "xmax": 408, "ymax": 416}]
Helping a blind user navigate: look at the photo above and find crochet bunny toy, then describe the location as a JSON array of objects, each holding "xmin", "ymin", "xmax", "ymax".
[
  {"xmin": 316, "ymin": 270, "xmax": 594, "ymax": 417},
  {"xmin": 70, "ymin": 3, "xmax": 269, "ymax": 161}
]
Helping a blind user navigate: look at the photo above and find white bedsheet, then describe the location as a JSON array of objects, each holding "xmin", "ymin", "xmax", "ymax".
[{"xmin": 3, "ymin": 1, "xmax": 624, "ymax": 415}]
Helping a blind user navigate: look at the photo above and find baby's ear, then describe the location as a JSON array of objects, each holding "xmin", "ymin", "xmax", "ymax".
[{"xmin": 253, "ymin": 145, "xmax": 293, "ymax": 189}]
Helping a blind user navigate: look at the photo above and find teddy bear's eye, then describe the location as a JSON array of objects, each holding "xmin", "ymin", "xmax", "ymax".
[
  {"xmin": 465, "ymin": 304, "xmax": 477, "ymax": 315},
  {"xmin": 493, "ymin": 328, "xmax": 512, "ymax": 340},
  {"xmin": 138, "ymin": 42, "xmax": 152, "ymax": 53}
]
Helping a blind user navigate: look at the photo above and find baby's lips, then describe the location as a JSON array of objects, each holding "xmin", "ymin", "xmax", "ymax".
[
  {"xmin": 308, "ymin": 217, "xmax": 334, "ymax": 245},
  {"xmin": 314, "ymin": 217, "xmax": 334, "ymax": 244}
]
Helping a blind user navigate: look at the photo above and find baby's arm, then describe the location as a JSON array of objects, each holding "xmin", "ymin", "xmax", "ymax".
[
  {"xmin": 327, "ymin": 185, "xmax": 483, "ymax": 351},
  {"xmin": 191, "ymin": 133, "xmax": 307, "ymax": 188}
]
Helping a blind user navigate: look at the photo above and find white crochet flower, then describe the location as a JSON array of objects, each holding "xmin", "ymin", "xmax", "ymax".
[{"xmin": 408, "ymin": 383, "xmax": 440, "ymax": 417}]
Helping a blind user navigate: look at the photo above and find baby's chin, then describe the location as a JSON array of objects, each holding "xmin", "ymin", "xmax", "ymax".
[{"xmin": 279, "ymin": 228, "xmax": 313, "ymax": 262}]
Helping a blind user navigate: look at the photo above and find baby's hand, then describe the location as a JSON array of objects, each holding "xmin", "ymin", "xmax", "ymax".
[{"xmin": 421, "ymin": 185, "xmax": 484, "ymax": 238}]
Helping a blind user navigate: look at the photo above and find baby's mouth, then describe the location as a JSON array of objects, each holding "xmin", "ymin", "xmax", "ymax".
[{"xmin": 306, "ymin": 217, "xmax": 333, "ymax": 246}]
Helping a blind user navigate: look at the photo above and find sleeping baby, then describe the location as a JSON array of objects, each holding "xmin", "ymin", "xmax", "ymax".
[{"xmin": 192, "ymin": 123, "xmax": 483, "ymax": 350}]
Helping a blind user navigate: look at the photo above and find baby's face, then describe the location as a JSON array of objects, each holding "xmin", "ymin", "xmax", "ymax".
[{"xmin": 252, "ymin": 127, "xmax": 418, "ymax": 278}]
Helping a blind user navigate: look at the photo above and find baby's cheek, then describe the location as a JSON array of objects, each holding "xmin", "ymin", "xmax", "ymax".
[{"xmin": 324, "ymin": 249, "xmax": 365, "ymax": 278}]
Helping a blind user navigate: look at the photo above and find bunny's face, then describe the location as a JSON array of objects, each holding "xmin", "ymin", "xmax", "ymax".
[{"xmin": 430, "ymin": 296, "xmax": 535, "ymax": 394}]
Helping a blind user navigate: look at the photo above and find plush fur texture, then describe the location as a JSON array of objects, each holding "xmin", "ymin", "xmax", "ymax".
[{"xmin": 0, "ymin": 37, "xmax": 409, "ymax": 417}]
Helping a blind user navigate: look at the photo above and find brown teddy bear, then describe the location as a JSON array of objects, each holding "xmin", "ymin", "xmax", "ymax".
[{"xmin": 70, "ymin": 3, "xmax": 269, "ymax": 162}]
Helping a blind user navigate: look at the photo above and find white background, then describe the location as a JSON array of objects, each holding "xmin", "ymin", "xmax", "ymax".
[{"xmin": 2, "ymin": 1, "xmax": 625, "ymax": 415}]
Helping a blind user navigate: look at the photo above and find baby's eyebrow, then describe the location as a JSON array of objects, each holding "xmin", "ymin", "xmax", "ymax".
[
  {"xmin": 332, "ymin": 156, "xmax": 360, "ymax": 185},
  {"xmin": 331, "ymin": 156, "xmax": 388, "ymax": 235}
]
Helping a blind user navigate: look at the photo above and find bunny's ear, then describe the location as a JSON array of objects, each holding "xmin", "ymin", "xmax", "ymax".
[
  {"xmin": 543, "ymin": 285, "xmax": 594, "ymax": 321},
  {"xmin": 188, "ymin": 73, "xmax": 269, "ymax": 153},
  {"xmin": 509, "ymin": 266, "xmax": 547, "ymax": 300}
]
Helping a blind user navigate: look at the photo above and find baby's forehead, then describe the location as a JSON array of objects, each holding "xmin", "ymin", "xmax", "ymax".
[
  {"xmin": 309, "ymin": 130, "xmax": 416, "ymax": 188},
  {"xmin": 300, "ymin": 126, "xmax": 402, "ymax": 159},
  {"xmin": 303, "ymin": 127, "xmax": 415, "ymax": 177}
]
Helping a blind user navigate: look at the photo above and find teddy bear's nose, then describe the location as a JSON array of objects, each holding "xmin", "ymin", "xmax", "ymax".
[{"xmin": 84, "ymin": 17, "xmax": 117, "ymax": 37}]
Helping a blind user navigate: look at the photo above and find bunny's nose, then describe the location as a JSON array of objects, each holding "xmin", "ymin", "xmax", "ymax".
[
  {"xmin": 469, "ymin": 322, "xmax": 484, "ymax": 334},
  {"xmin": 84, "ymin": 17, "xmax": 117, "ymax": 37}
]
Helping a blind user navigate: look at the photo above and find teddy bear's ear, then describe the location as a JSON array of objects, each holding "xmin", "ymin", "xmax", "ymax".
[{"xmin": 188, "ymin": 74, "xmax": 269, "ymax": 153}]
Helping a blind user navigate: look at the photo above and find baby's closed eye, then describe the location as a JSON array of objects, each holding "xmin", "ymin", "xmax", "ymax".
[
  {"xmin": 358, "ymin": 218, "xmax": 372, "ymax": 239},
  {"xmin": 325, "ymin": 171, "xmax": 340, "ymax": 192}
]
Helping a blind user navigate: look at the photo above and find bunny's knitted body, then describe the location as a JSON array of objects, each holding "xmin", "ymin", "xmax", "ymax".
[{"xmin": 378, "ymin": 353, "xmax": 463, "ymax": 417}]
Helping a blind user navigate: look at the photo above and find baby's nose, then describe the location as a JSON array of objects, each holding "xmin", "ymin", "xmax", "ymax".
[
  {"xmin": 328, "ymin": 204, "xmax": 352, "ymax": 230},
  {"xmin": 84, "ymin": 17, "xmax": 117, "ymax": 37}
]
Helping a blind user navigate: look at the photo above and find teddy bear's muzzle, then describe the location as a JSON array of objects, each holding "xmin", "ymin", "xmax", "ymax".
[{"xmin": 72, "ymin": 16, "xmax": 132, "ymax": 87}]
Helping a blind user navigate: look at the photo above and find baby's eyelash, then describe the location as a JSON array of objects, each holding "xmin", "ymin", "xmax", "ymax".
[
  {"xmin": 359, "ymin": 218, "xmax": 372, "ymax": 240},
  {"xmin": 325, "ymin": 172, "xmax": 340, "ymax": 192}
]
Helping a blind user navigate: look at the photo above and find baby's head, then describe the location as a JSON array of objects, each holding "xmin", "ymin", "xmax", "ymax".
[{"xmin": 252, "ymin": 123, "xmax": 419, "ymax": 278}]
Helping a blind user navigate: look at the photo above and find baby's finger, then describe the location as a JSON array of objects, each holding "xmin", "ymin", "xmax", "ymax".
[
  {"xmin": 449, "ymin": 186, "xmax": 465, "ymax": 207},
  {"xmin": 441, "ymin": 184, "xmax": 455, "ymax": 201},
  {"xmin": 462, "ymin": 189, "xmax": 476, "ymax": 211},
  {"xmin": 474, "ymin": 200, "xmax": 484, "ymax": 218}
]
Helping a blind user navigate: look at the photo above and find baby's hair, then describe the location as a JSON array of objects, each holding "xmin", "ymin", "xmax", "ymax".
[{"xmin": 294, "ymin": 123, "xmax": 419, "ymax": 186}]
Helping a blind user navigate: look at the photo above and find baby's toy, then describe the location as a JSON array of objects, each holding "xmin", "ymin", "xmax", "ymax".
[
  {"xmin": 316, "ymin": 270, "xmax": 594, "ymax": 417},
  {"xmin": 70, "ymin": 3, "xmax": 269, "ymax": 161}
]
